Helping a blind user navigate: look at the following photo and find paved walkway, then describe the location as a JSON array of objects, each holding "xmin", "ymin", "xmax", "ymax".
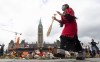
[{"xmin": 0, "ymin": 58, "xmax": 100, "ymax": 62}]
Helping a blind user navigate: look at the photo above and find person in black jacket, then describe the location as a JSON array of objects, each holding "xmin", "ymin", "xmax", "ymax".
[{"xmin": 90, "ymin": 39, "xmax": 99, "ymax": 57}]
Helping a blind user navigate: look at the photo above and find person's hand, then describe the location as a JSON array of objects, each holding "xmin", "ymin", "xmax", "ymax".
[
  {"xmin": 56, "ymin": 11, "xmax": 62, "ymax": 16},
  {"xmin": 52, "ymin": 16, "xmax": 57, "ymax": 21},
  {"xmin": 52, "ymin": 14, "xmax": 60, "ymax": 23}
]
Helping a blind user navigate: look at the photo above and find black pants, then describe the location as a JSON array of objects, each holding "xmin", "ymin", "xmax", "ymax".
[
  {"xmin": 60, "ymin": 35, "xmax": 82, "ymax": 52},
  {"xmin": 91, "ymin": 46, "xmax": 99, "ymax": 54}
]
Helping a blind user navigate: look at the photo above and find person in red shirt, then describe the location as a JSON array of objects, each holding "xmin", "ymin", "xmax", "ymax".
[{"xmin": 53, "ymin": 4, "xmax": 84, "ymax": 60}]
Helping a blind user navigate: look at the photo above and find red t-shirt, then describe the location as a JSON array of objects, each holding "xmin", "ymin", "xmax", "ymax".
[{"xmin": 61, "ymin": 8, "xmax": 77, "ymax": 38}]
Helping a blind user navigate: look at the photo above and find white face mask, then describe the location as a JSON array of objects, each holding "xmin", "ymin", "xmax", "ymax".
[
  {"xmin": 62, "ymin": 5, "xmax": 69, "ymax": 11},
  {"xmin": 62, "ymin": 5, "xmax": 66, "ymax": 11}
]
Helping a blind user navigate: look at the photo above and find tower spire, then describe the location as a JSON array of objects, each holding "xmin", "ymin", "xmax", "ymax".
[
  {"xmin": 39, "ymin": 19, "xmax": 42, "ymax": 24},
  {"xmin": 38, "ymin": 18, "xmax": 42, "ymax": 27},
  {"xmin": 38, "ymin": 18, "xmax": 43, "ymax": 48}
]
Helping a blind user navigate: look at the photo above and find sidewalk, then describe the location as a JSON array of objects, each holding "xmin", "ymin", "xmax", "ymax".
[{"xmin": 0, "ymin": 58, "xmax": 100, "ymax": 62}]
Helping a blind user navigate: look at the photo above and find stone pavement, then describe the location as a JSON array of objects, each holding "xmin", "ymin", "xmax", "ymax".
[{"xmin": 0, "ymin": 58, "xmax": 100, "ymax": 62}]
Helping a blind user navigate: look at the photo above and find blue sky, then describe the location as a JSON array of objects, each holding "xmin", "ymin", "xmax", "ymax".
[{"xmin": 0, "ymin": 0, "xmax": 100, "ymax": 49}]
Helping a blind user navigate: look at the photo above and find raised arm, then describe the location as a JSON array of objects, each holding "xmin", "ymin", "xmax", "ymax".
[
  {"xmin": 88, "ymin": 42, "xmax": 91, "ymax": 45},
  {"xmin": 56, "ymin": 11, "xmax": 63, "ymax": 16},
  {"xmin": 97, "ymin": 41, "xmax": 99, "ymax": 44}
]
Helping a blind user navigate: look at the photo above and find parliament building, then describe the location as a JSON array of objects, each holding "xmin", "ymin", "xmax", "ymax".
[{"xmin": 8, "ymin": 19, "xmax": 60, "ymax": 52}]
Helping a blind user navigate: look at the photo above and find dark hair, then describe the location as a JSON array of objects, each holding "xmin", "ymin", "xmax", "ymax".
[
  {"xmin": 60, "ymin": 15, "xmax": 77, "ymax": 27},
  {"xmin": 64, "ymin": 4, "xmax": 69, "ymax": 8},
  {"xmin": 64, "ymin": 14, "xmax": 77, "ymax": 23}
]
